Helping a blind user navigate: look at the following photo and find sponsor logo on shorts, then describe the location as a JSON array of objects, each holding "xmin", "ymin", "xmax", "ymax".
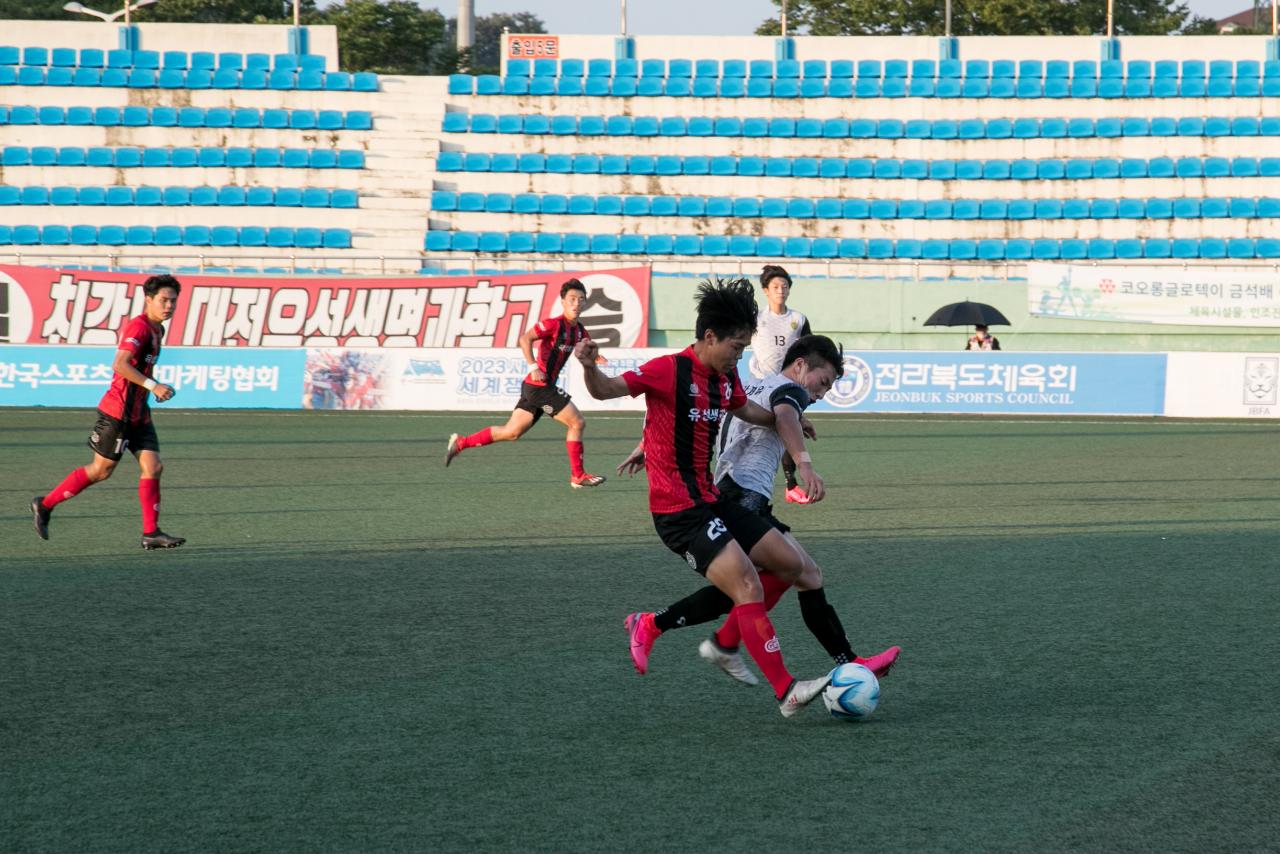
[
  {"xmin": 542, "ymin": 404, "xmax": 554, "ymax": 414},
  {"xmin": 90, "ymin": 431, "xmax": 100, "ymax": 444},
  {"xmin": 684, "ymin": 552, "xmax": 698, "ymax": 570}
]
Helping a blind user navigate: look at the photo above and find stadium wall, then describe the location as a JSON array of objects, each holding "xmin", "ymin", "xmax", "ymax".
[{"xmin": 647, "ymin": 274, "xmax": 1280, "ymax": 352}]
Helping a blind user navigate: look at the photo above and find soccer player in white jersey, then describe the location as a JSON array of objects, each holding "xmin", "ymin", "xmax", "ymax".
[
  {"xmin": 617, "ymin": 335, "xmax": 901, "ymax": 685},
  {"xmin": 747, "ymin": 265, "xmax": 813, "ymax": 505}
]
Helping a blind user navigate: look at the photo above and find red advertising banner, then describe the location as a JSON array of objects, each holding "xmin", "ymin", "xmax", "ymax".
[
  {"xmin": 507, "ymin": 35, "xmax": 559, "ymax": 59},
  {"xmin": 0, "ymin": 265, "xmax": 650, "ymax": 348}
]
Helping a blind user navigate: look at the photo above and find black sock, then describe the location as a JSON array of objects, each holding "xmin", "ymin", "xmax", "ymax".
[
  {"xmin": 654, "ymin": 585, "xmax": 733, "ymax": 633},
  {"xmin": 798, "ymin": 587, "xmax": 856, "ymax": 664},
  {"xmin": 783, "ymin": 458, "xmax": 798, "ymax": 490}
]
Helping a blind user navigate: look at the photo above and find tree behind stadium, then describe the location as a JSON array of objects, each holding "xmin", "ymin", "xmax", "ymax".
[{"xmin": 755, "ymin": 0, "xmax": 1217, "ymax": 36}]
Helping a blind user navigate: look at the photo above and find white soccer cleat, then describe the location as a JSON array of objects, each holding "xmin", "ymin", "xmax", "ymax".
[
  {"xmin": 445, "ymin": 433, "xmax": 461, "ymax": 467},
  {"xmin": 779, "ymin": 674, "xmax": 832, "ymax": 718},
  {"xmin": 698, "ymin": 638, "xmax": 759, "ymax": 686}
]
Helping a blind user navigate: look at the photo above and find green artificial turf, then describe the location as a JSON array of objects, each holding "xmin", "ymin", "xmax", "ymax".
[{"xmin": 3, "ymin": 409, "xmax": 1279, "ymax": 852}]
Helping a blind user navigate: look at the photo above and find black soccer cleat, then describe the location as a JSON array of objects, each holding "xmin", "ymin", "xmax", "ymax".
[
  {"xmin": 31, "ymin": 496, "xmax": 51, "ymax": 540},
  {"xmin": 141, "ymin": 530, "xmax": 186, "ymax": 550}
]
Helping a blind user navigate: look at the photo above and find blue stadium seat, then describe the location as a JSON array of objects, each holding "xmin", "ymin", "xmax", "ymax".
[
  {"xmin": 1257, "ymin": 238, "xmax": 1280, "ymax": 258},
  {"xmin": 1172, "ymin": 198, "xmax": 1201, "ymax": 218},
  {"xmin": 783, "ymin": 237, "xmax": 811, "ymax": 257},
  {"xmin": 1005, "ymin": 199, "xmax": 1034, "ymax": 220},
  {"xmin": 731, "ymin": 198, "xmax": 760, "ymax": 217},
  {"xmin": 1201, "ymin": 197, "xmax": 1229, "ymax": 218},
  {"xmin": 838, "ymin": 238, "xmax": 866, "ymax": 259},
  {"xmin": 756, "ymin": 236, "xmax": 783, "ymax": 257},
  {"xmin": 866, "ymin": 239, "xmax": 894, "ymax": 259},
  {"xmin": 618, "ymin": 234, "xmax": 646, "ymax": 254},
  {"xmin": 660, "ymin": 116, "xmax": 687, "ymax": 136},
  {"xmin": 1226, "ymin": 238, "xmax": 1254, "ymax": 259},
  {"xmin": 1118, "ymin": 198, "xmax": 1146, "ymax": 218},
  {"xmin": 977, "ymin": 240, "xmax": 1005, "ymax": 261},
  {"xmin": 646, "ymin": 235, "xmax": 674, "ymax": 254},
  {"xmin": 728, "ymin": 235, "xmax": 757, "ymax": 256}
]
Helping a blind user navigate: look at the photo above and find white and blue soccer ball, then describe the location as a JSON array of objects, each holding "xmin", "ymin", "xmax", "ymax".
[{"xmin": 823, "ymin": 663, "xmax": 880, "ymax": 720}]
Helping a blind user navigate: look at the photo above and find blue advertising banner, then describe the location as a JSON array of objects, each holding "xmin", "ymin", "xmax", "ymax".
[
  {"xmin": 795, "ymin": 351, "xmax": 1168, "ymax": 416},
  {"xmin": 0, "ymin": 346, "xmax": 306, "ymax": 409}
]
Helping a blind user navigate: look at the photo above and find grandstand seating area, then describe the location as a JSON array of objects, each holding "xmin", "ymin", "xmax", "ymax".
[{"xmin": 4, "ymin": 31, "xmax": 1280, "ymax": 272}]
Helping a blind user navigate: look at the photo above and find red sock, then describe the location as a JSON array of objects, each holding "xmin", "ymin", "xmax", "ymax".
[
  {"xmin": 139, "ymin": 478, "xmax": 160, "ymax": 534},
  {"xmin": 732, "ymin": 601, "xmax": 794, "ymax": 699},
  {"xmin": 716, "ymin": 572, "xmax": 791, "ymax": 649},
  {"xmin": 457, "ymin": 428, "xmax": 494, "ymax": 451},
  {"xmin": 43, "ymin": 467, "xmax": 92, "ymax": 509},
  {"xmin": 566, "ymin": 440, "xmax": 585, "ymax": 478}
]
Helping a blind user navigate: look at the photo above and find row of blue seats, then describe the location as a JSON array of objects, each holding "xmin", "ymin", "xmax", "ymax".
[
  {"xmin": 0, "ymin": 47, "xmax": 327, "ymax": 72},
  {"xmin": 1, "ymin": 105, "xmax": 373, "ymax": 131},
  {"xmin": 430, "ymin": 191, "xmax": 1280, "ymax": 220},
  {"xmin": 0, "ymin": 186, "xmax": 358, "ymax": 208},
  {"xmin": 444, "ymin": 112, "xmax": 1280, "ymax": 140},
  {"xmin": 424, "ymin": 231, "xmax": 1280, "ymax": 260},
  {"xmin": 435, "ymin": 151, "xmax": 1280, "ymax": 179},
  {"xmin": 503, "ymin": 57, "xmax": 1280, "ymax": 81},
  {"xmin": 0, "ymin": 66, "xmax": 376, "ymax": 91},
  {"xmin": 0, "ymin": 224, "xmax": 352, "ymax": 248},
  {"xmin": 451, "ymin": 73, "xmax": 1280, "ymax": 98},
  {"xmin": 1, "ymin": 146, "xmax": 365, "ymax": 169}
]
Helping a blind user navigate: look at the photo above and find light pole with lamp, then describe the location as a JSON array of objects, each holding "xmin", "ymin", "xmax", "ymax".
[{"xmin": 64, "ymin": 0, "xmax": 156, "ymax": 50}]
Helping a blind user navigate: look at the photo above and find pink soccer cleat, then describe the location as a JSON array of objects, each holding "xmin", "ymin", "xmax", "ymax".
[
  {"xmin": 854, "ymin": 645, "xmax": 902, "ymax": 679},
  {"xmin": 624, "ymin": 611, "xmax": 660, "ymax": 675},
  {"xmin": 784, "ymin": 485, "xmax": 812, "ymax": 505}
]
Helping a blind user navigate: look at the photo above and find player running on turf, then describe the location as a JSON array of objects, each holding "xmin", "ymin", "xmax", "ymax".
[
  {"xmin": 445, "ymin": 278, "xmax": 606, "ymax": 488},
  {"xmin": 30, "ymin": 274, "xmax": 186, "ymax": 550},
  {"xmin": 617, "ymin": 335, "xmax": 901, "ymax": 687},
  {"xmin": 748, "ymin": 265, "xmax": 814, "ymax": 506},
  {"xmin": 574, "ymin": 277, "xmax": 832, "ymax": 718}
]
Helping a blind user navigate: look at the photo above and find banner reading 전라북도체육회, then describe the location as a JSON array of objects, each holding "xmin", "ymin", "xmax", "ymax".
[{"xmin": 0, "ymin": 265, "xmax": 651, "ymax": 348}]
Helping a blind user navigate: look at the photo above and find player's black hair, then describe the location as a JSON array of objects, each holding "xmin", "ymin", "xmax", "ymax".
[
  {"xmin": 694, "ymin": 277, "xmax": 758, "ymax": 340},
  {"xmin": 560, "ymin": 278, "xmax": 587, "ymax": 298},
  {"xmin": 760, "ymin": 264, "xmax": 792, "ymax": 289},
  {"xmin": 782, "ymin": 335, "xmax": 845, "ymax": 378},
  {"xmin": 143, "ymin": 274, "xmax": 181, "ymax": 297}
]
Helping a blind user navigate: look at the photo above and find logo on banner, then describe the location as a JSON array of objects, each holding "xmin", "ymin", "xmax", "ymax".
[
  {"xmin": 548, "ymin": 273, "xmax": 646, "ymax": 348},
  {"xmin": 1244, "ymin": 357, "xmax": 1278, "ymax": 405},
  {"xmin": 403, "ymin": 359, "xmax": 446, "ymax": 384},
  {"xmin": 825, "ymin": 355, "xmax": 874, "ymax": 409}
]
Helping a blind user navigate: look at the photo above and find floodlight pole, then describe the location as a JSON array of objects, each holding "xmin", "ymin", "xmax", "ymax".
[
  {"xmin": 621, "ymin": 0, "xmax": 627, "ymax": 37},
  {"xmin": 1107, "ymin": 0, "xmax": 1114, "ymax": 38},
  {"xmin": 782, "ymin": 0, "xmax": 788, "ymax": 37},
  {"xmin": 945, "ymin": 0, "xmax": 951, "ymax": 37}
]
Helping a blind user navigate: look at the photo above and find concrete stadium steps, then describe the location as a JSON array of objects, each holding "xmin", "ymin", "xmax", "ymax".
[
  {"xmin": 426, "ymin": 173, "xmax": 1280, "ymax": 201},
  {"xmin": 446, "ymin": 94, "xmax": 1280, "ymax": 122},
  {"xmin": 432, "ymin": 212, "xmax": 1280, "ymax": 242},
  {"xmin": 1, "ymin": 166, "xmax": 363, "ymax": 190},
  {"xmin": 429, "ymin": 134, "xmax": 1278, "ymax": 161}
]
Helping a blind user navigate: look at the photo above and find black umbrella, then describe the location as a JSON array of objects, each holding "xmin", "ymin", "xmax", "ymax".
[{"xmin": 923, "ymin": 301, "xmax": 1011, "ymax": 327}]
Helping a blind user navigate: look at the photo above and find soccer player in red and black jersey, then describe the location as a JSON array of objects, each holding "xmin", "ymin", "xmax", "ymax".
[
  {"xmin": 445, "ymin": 278, "xmax": 606, "ymax": 488},
  {"xmin": 573, "ymin": 277, "xmax": 832, "ymax": 717},
  {"xmin": 30, "ymin": 275, "xmax": 186, "ymax": 550}
]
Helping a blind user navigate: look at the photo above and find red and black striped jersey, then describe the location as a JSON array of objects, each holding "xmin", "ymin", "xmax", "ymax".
[
  {"xmin": 97, "ymin": 313, "xmax": 163, "ymax": 424},
  {"xmin": 622, "ymin": 346, "xmax": 747, "ymax": 514},
  {"xmin": 526, "ymin": 315, "xmax": 590, "ymax": 386}
]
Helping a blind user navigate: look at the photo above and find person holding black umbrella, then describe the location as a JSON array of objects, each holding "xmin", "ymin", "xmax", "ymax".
[{"xmin": 966, "ymin": 324, "xmax": 1002, "ymax": 351}]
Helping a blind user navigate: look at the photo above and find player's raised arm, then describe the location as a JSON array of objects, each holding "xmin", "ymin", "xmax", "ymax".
[
  {"xmin": 574, "ymin": 340, "xmax": 630, "ymax": 400},
  {"xmin": 111, "ymin": 348, "xmax": 175, "ymax": 402},
  {"xmin": 773, "ymin": 403, "xmax": 824, "ymax": 503},
  {"xmin": 729, "ymin": 398, "xmax": 776, "ymax": 428}
]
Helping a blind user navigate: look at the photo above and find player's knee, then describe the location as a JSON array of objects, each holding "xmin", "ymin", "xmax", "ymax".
[
  {"xmin": 86, "ymin": 460, "xmax": 116, "ymax": 482},
  {"xmin": 794, "ymin": 560, "xmax": 824, "ymax": 591},
  {"xmin": 142, "ymin": 459, "xmax": 164, "ymax": 478}
]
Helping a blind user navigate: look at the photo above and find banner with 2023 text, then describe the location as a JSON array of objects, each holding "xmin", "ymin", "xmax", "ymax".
[
  {"xmin": 1028, "ymin": 263, "xmax": 1280, "ymax": 326},
  {"xmin": 0, "ymin": 264, "xmax": 650, "ymax": 348}
]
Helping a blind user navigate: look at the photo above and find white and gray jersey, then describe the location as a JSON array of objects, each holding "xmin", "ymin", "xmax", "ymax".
[
  {"xmin": 715, "ymin": 372, "xmax": 811, "ymax": 499},
  {"xmin": 748, "ymin": 308, "xmax": 811, "ymax": 379}
]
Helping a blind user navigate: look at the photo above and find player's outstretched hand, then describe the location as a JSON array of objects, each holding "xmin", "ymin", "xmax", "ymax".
[
  {"xmin": 574, "ymin": 339, "xmax": 599, "ymax": 365},
  {"xmin": 153, "ymin": 383, "xmax": 176, "ymax": 402},
  {"xmin": 800, "ymin": 416, "xmax": 817, "ymax": 440},
  {"xmin": 617, "ymin": 445, "xmax": 646, "ymax": 477},
  {"xmin": 797, "ymin": 464, "xmax": 825, "ymax": 503}
]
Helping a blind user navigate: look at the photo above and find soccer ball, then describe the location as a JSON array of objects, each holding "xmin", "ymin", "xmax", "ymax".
[{"xmin": 823, "ymin": 663, "xmax": 880, "ymax": 720}]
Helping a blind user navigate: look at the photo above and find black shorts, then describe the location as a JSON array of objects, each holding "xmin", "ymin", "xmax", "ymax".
[
  {"xmin": 652, "ymin": 499, "xmax": 776, "ymax": 576},
  {"xmin": 716, "ymin": 476, "xmax": 791, "ymax": 535},
  {"xmin": 515, "ymin": 381, "xmax": 572, "ymax": 424},
  {"xmin": 88, "ymin": 410, "xmax": 159, "ymax": 461}
]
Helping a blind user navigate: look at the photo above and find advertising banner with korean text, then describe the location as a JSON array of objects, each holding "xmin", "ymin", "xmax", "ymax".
[
  {"xmin": 1028, "ymin": 263, "xmax": 1280, "ymax": 327},
  {"xmin": 0, "ymin": 264, "xmax": 650, "ymax": 348},
  {"xmin": 0, "ymin": 346, "xmax": 304, "ymax": 409},
  {"xmin": 809, "ymin": 351, "xmax": 1168, "ymax": 416}
]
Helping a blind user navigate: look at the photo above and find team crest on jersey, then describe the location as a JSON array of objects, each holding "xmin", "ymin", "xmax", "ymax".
[
  {"xmin": 689, "ymin": 383, "xmax": 699, "ymax": 395},
  {"xmin": 790, "ymin": 321, "xmax": 797, "ymax": 330}
]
